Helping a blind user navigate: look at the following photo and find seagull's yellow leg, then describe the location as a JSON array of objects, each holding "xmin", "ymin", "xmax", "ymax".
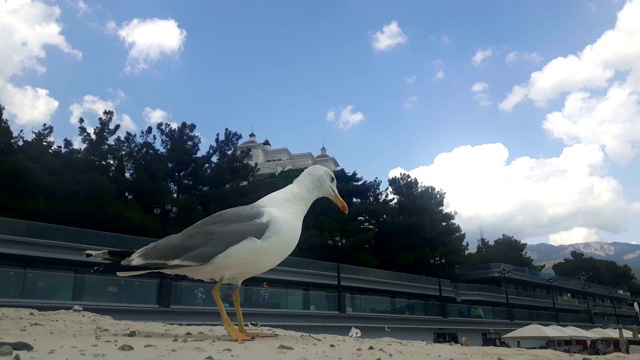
[
  {"xmin": 234, "ymin": 286, "xmax": 277, "ymax": 338},
  {"xmin": 212, "ymin": 281, "xmax": 252, "ymax": 342}
]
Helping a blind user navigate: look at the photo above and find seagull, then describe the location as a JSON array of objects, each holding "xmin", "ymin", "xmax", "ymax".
[{"xmin": 85, "ymin": 165, "xmax": 348, "ymax": 341}]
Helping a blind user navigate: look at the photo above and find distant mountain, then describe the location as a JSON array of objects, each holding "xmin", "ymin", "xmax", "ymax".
[{"xmin": 526, "ymin": 241, "xmax": 640, "ymax": 275}]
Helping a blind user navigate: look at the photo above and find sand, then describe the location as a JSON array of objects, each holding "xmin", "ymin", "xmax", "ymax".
[{"xmin": 0, "ymin": 307, "xmax": 636, "ymax": 359}]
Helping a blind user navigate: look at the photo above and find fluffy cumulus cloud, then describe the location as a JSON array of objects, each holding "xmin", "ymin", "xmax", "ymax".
[
  {"xmin": 371, "ymin": 20, "xmax": 407, "ymax": 52},
  {"xmin": 326, "ymin": 105, "xmax": 365, "ymax": 130},
  {"xmin": 68, "ymin": 90, "xmax": 137, "ymax": 136},
  {"xmin": 0, "ymin": 83, "xmax": 59, "ymax": 126},
  {"xmin": 389, "ymin": 143, "xmax": 636, "ymax": 244},
  {"xmin": 471, "ymin": 48, "xmax": 493, "ymax": 67},
  {"xmin": 142, "ymin": 106, "xmax": 178, "ymax": 128},
  {"xmin": 543, "ymin": 83, "xmax": 640, "ymax": 164},
  {"xmin": 500, "ymin": 0, "xmax": 640, "ymax": 111},
  {"xmin": 0, "ymin": 0, "xmax": 82, "ymax": 126},
  {"xmin": 142, "ymin": 107, "xmax": 169, "ymax": 124},
  {"xmin": 108, "ymin": 18, "xmax": 187, "ymax": 73},
  {"xmin": 548, "ymin": 227, "xmax": 600, "ymax": 246}
]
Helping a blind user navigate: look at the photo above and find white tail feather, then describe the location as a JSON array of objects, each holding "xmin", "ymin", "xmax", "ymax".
[
  {"xmin": 84, "ymin": 250, "xmax": 110, "ymax": 259},
  {"xmin": 116, "ymin": 270, "xmax": 155, "ymax": 277}
]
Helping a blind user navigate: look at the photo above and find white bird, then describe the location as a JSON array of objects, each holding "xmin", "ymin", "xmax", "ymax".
[{"xmin": 86, "ymin": 165, "xmax": 348, "ymax": 341}]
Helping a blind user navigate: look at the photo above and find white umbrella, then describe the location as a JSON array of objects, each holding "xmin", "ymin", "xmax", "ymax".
[
  {"xmin": 564, "ymin": 326, "xmax": 600, "ymax": 340},
  {"xmin": 547, "ymin": 325, "xmax": 578, "ymax": 338},
  {"xmin": 503, "ymin": 324, "xmax": 572, "ymax": 340},
  {"xmin": 609, "ymin": 328, "xmax": 633, "ymax": 339},
  {"xmin": 589, "ymin": 328, "xmax": 619, "ymax": 339}
]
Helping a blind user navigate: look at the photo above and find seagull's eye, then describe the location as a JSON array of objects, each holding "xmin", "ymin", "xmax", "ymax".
[{"xmin": 330, "ymin": 176, "xmax": 335, "ymax": 183}]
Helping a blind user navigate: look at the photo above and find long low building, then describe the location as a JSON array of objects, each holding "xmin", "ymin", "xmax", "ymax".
[{"xmin": 1, "ymin": 216, "xmax": 639, "ymax": 346}]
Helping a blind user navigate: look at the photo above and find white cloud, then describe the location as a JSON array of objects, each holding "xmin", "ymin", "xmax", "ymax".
[
  {"xmin": 142, "ymin": 107, "xmax": 169, "ymax": 124},
  {"xmin": 543, "ymin": 83, "xmax": 640, "ymax": 164},
  {"xmin": 68, "ymin": 90, "xmax": 137, "ymax": 133},
  {"xmin": 326, "ymin": 108, "xmax": 336, "ymax": 122},
  {"xmin": 471, "ymin": 82, "xmax": 489, "ymax": 92},
  {"xmin": 471, "ymin": 48, "xmax": 493, "ymax": 67},
  {"xmin": 119, "ymin": 113, "xmax": 137, "ymax": 132},
  {"xmin": 471, "ymin": 82, "xmax": 491, "ymax": 106},
  {"xmin": 500, "ymin": 0, "xmax": 640, "ymax": 110},
  {"xmin": 389, "ymin": 142, "xmax": 636, "ymax": 244},
  {"xmin": 434, "ymin": 70, "xmax": 445, "ymax": 80},
  {"xmin": 109, "ymin": 18, "xmax": 187, "ymax": 73},
  {"xmin": 142, "ymin": 106, "xmax": 178, "ymax": 128},
  {"xmin": 0, "ymin": 0, "xmax": 81, "ymax": 126},
  {"xmin": 499, "ymin": 85, "xmax": 528, "ymax": 111},
  {"xmin": 70, "ymin": 0, "xmax": 89, "ymax": 15},
  {"xmin": 403, "ymin": 95, "xmax": 417, "ymax": 110},
  {"xmin": 441, "ymin": 35, "xmax": 451, "ymax": 45},
  {"xmin": 405, "ymin": 76, "xmax": 416, "ymax": 84},
  {"xmin": 326, "ymin": 105, "xmax": 365, "ymax": 130},
  {"xmin": 372, "ymin": 20, "xmax": 407, "ymax": 52},
  {"xmin": 549, "ymin": 227, "xmax": 599, "ymax": 245},
  {"xmin": 0, "ymin": 83, "xmax": 59, "ymax": 126},
  {"xmin": 505, "ymin": 51, "xmax": 542, "ymax": 64}
]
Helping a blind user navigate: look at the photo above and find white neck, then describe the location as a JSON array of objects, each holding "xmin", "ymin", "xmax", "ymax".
[{"xmin": 257, "ymin": 180, "xmax": 320, "ymax": 214}]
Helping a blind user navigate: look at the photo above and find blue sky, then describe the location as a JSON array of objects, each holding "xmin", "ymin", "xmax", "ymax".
[{"xmin": 2, "ymin": 0, "xmax": 640, "ymax": 246}]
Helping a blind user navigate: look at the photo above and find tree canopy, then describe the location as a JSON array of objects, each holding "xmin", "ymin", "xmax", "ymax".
[
  {"xmin": 552, "ymin": 251, "xmax": 639, "ymax": 294},
  {"xmin": 465, "ymin": 234, "xmax": 543, "ymax": 270}
]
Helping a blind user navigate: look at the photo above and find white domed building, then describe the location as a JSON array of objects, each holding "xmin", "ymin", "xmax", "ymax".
[{"xmin": 236, "ymin": 131, "xmax": 339, "ymax": 174}]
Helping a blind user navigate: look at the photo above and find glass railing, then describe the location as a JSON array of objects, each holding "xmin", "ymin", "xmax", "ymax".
[
  {"xmin": 309, "ymin": 290, "xmax": 338, "ymax": 312},
  {"xmin": 457, "ymin": 262, "xmax": 625, "ymax": 295},
  {"xmin": 513, "ymin": 309, "xmax": 556, "ymax": 322},
  {"xmin": 558, "ymin": 313, "xmax": 592, "ymax": 324},
  {"xmin": 509, "ymin": 289, "xmax": 552, "ymax": 301},
  {"xmin": 453, "ymin": 283, "xmax": 504, "ymax": 295},
  {"xmin": 619, "ymin": 317, "xmax": 640, "ymax": 326},
  {"xmin": 0, "ymin": 216, "xmax": 155, "ymax": 250},
  {"xmin": 5, "ymin": 216, "xmax": 631, "ymax": 307},
  {"xmin": 340, "ymin": 264, "xmax": 441, "ymax": 286},
  {"xmin": 345, "ymin": 294, "xmax": 442, "ymax": 317},
  {"xmin": 0, "ymin": 267, "xmax": 158, "ymax": 305},
  {"xmin": 447, "ymin": 303, "xmax": 509, "ymax": 320},
  {"xmin": 277, "ymin": 257, "xmax": 337, "ymax": 273},
  {"xmin": 4, "ymin": 267, "xmax": 631, "ymax": 325},
  {"xmin": 555, "ymin": 296, "xmax": 581, "ymax": 305},
  {"xmin": 171, "ymin": 282, "xmax": 305, "ymax": 310}
]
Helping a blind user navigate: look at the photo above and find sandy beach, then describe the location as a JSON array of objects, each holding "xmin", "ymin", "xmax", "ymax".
[{"xmin": 0, "ymin": 307, "xmax": 636, "ymax": 360}]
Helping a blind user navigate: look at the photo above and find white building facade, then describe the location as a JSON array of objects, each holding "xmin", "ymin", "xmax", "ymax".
[{"xmin": 236, "ymin": 131, "xmax": 339, "ymax": 174}]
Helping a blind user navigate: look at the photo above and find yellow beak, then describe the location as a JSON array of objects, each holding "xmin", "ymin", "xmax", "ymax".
[{"xmin": 331, "ymin": 189, "xmax": 349, "ymax": 214}]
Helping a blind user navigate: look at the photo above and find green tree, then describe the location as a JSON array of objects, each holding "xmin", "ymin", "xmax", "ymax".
[
  {"xmin": 370, "ymin": 173, "xmax": 466, "ymax": 277},
  {"xmin": 294, "ymin": 169, "xmax": 385, "ymax": 268},
  {"xmin": 0, "ymin": 105, "xmax": 16, "ymax": 156},
  {"xmin": 465, "ymin": 234, "xmax": 543, "ymax": 270},
  {"xmin": 553, "ymin": 251, "xmax": 637, "ymax": 291}
]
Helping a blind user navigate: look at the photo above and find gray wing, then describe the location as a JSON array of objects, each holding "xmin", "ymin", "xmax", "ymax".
[{"xmin": 122, "ymin": 204, "xmax": 269, "ymax": 266}]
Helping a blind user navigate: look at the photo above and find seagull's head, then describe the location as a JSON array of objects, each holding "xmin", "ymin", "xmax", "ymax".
[{"xmin": 297, "ymin": 165, "xmax": 349, "ymax": 213}]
